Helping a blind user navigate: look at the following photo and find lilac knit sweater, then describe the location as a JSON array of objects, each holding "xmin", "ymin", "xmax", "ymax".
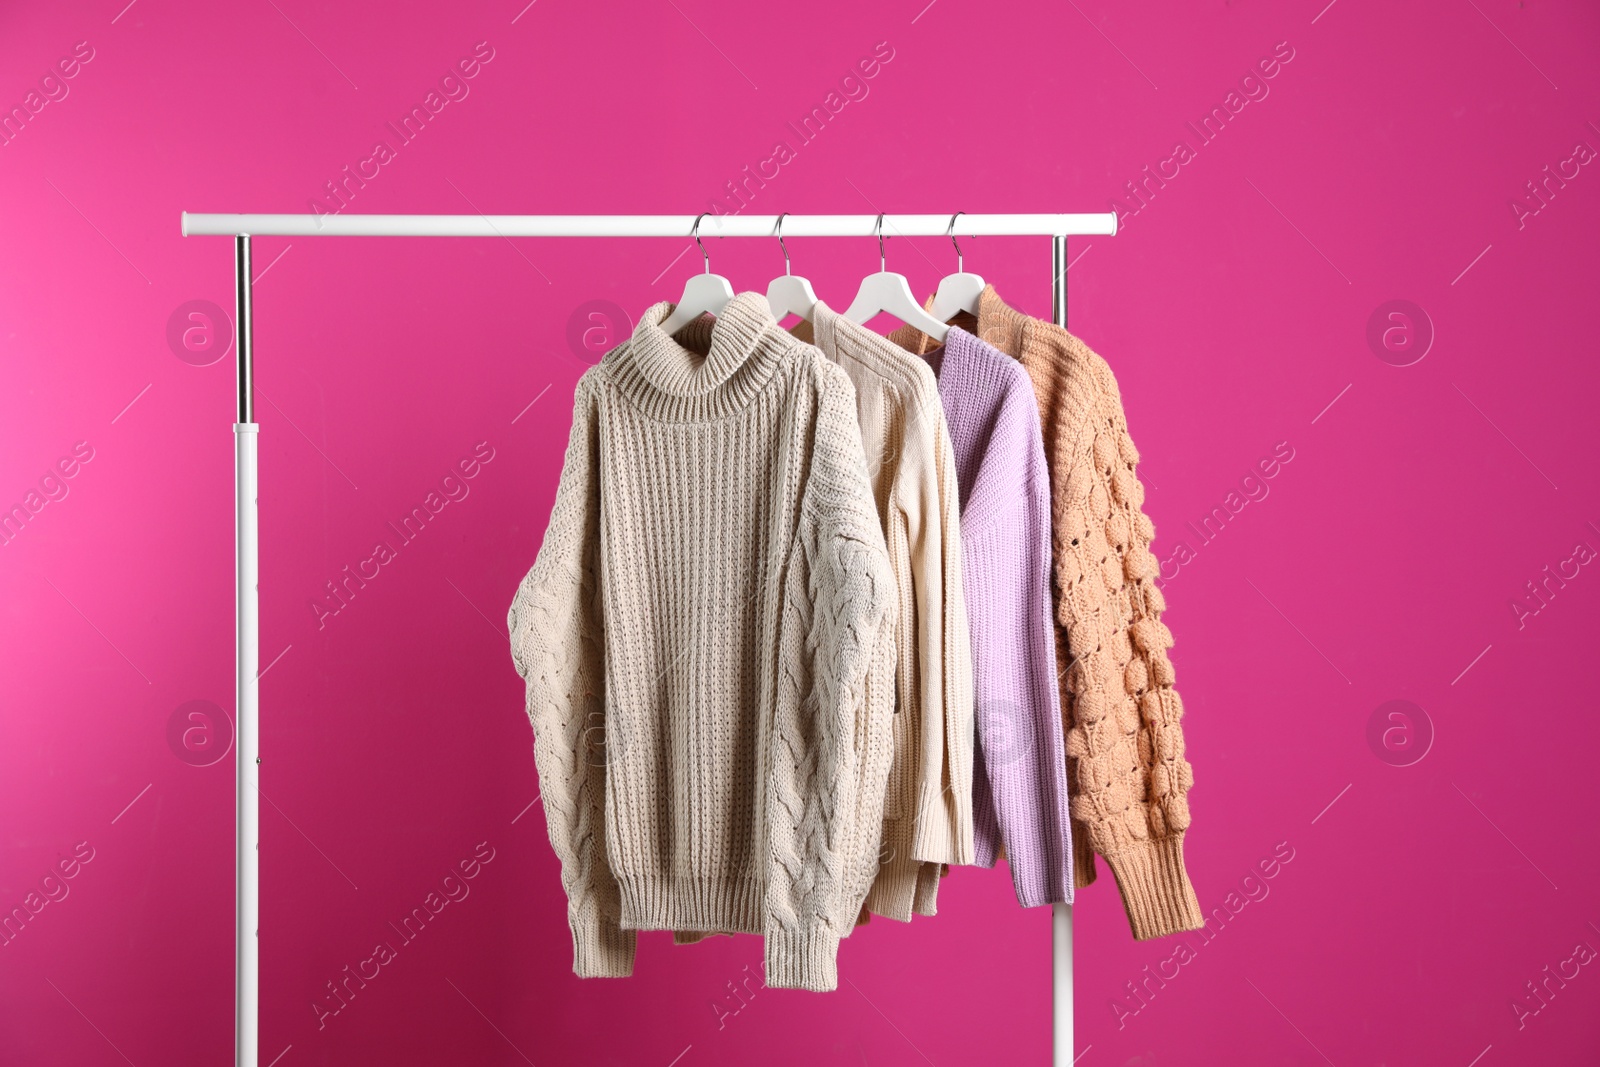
[{"xmin": 926, "ymin": 326, "xmax": 1074, "ymax": 907}]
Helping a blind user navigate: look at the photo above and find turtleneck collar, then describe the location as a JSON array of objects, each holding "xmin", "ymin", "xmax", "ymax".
[{"xmin": 606, "ymin": 291, "xmax": 794, "ymax": 422}]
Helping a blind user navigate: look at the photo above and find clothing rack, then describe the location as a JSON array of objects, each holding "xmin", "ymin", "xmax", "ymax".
[{"xmin": 179, "ymin": 211, "xmax": 1119, "ymax": 1067}]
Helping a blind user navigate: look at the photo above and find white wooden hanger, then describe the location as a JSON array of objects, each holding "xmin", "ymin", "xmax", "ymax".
[
  {"xmin": 930, "ymin": 211, "xmax": 985, "ymax": 322},
  {"xmin": 765, "ymin": 212, "xmax": 818, "ymax": 323},
  {"xmin": 659, "ymin": 212, "xmax": 734, "ymax": 335},
  {"xmin": 843, "ymin": 213, "xmax": 950, "ymax": 342}
]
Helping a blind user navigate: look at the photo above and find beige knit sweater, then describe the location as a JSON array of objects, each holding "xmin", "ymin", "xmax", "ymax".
[
  {"xmin": 674, "ymin": 302, "xmax": 970, "ymax": 944},
  {"xmin": 794, "ymin": 302, "xmax": 974, "ymax": 919},
  {"xmin": 892, "ymin": 285, "xmax": 1204, "ymax": 940},
  {"xmin": 509, "ymin": 293, "xmax": 898, "ymax": 990}
]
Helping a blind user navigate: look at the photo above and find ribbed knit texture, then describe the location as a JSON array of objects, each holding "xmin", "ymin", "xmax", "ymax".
[
  {"xmin": 892, "ymin": 287, "xmax": 1203, "ymax": 939},
  {"xmin": 910, "ymin": 326, "xmax": 1073, "ymax": 908},
  {"xmin": 509, "ymin": 292, "xmax": 898, "ymax": 989},
  {"xmin": 793, "ymin": 302, "xmax": 975, "ymax": 920}
]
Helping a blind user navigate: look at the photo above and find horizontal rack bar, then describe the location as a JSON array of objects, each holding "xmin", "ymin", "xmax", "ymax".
[{"xmin": 181, "ymin": 212, "xmax": 1117, "ymax": 238}]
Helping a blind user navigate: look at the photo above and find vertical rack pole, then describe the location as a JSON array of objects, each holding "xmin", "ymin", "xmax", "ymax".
[
  {"xmin": 1052, "ymin": 234, "xmax": 1069, "ymax": 331},
  {"xmin": 1050, "ymin": 233, "xmax": 1074, "ymax": 1067},
  {"xmin": 234, "ymin": 234, "xmax": 260, "ymax": 1067}
]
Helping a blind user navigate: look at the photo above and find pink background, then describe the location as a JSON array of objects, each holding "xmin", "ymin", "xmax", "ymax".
[{"xmin": 3, "ymin": 1, "xmax": 1598, "ymax": 1064}]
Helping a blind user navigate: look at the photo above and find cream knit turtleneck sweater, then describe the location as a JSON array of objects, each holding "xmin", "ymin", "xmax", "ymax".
[
  {"xmin": 509, "ymin": 292, "xmax": 898, "ymax": 991},
  {"xmin": 794, "ymin": 302, "xmax": 974, "ymax": 920}
]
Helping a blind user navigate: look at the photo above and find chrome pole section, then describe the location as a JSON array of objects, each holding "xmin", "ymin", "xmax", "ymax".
[
  {"xmin": 1052, "ymin": 233, "xmax": 1069, "ymax": 330},
  {"xmin": 233, "ymin": 234, "xmax": 260, "ymax": 1067},
  {"xmin": 1050, "ymin": 233, "xmax": 1074, "ymax": 1067},
  {"xmin": 236, "ymin": 235, "xmax": 254, "ymax": 423}
]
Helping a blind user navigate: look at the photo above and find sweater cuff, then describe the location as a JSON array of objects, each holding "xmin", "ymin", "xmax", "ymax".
[
  {"xmin": 570, "ymin": 913, "xmax": 636, "ymax": 977},
  {"xmin": 1012, "ymin": 851, "xmax": 1075, "ymax": 910},
  {"xmin": 910, "ymin": 786, "xmax": 975, "ymax": 866},
  {"xmin": 1104, "ymin": 834, "xmax": 1203, "ymax": 940},
  {"xmin": 763, "ymin": 925, "xmax": 842, "ymax": 992}
]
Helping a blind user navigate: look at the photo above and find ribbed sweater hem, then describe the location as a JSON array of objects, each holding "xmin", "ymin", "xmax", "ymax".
[
  {"xmin": 1104, "ymin": 834, "xmax": 1204, "ymax": 939},
  {"xmin": 763, "ymin": 925, "xmax": 842, "ymax": 991},
  {"xmin": 861, "ymin": 850, "xmax": 921, "ymax": 922},
  {"xmin": 616, "ymin": 873, "xmax": 765, "ymax": 934}
]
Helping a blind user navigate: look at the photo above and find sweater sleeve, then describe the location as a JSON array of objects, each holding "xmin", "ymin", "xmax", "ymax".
[
  {"xmin": 964, "ymin": 396, "xmax": 1074, "ymax": 907},
  {"xmin": 507, "ymin": 374, "xmax": 636, "ymax": 977},
  {"xmin": 764, "ymin": 369, "xmax": 897, "ymax": 992},
  {"xmin": 1058, "ymin": 379, "xmax": 1203, "ymax": 940},
  {"xmin": 903, "ymin": 384, "xmax": 976, "ymax": 867}
]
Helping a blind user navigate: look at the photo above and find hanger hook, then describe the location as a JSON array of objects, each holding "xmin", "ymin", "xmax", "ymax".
[
  {"xmin": 775, "ymin": 212, "xmax": 792, "ymax": 276},
  {"xmin": 948, "ymin": 211, "xmax": 966, "ymax": 273},
  {"xmin": 874, "ymin": 213, "xmax": 886, "ymax": 272},
  {"xmin": 692, "ymin": 212, "xmax": 711, "ymax": 275}
]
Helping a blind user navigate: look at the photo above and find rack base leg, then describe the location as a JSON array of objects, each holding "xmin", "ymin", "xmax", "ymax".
[
  {"xmin": 1052, "ymin": 902, "xmax": 1074, "ymax": 1064},
  {"xmin": 235, "ymin": 422, "xmax": 260, "ymax": 1067}
]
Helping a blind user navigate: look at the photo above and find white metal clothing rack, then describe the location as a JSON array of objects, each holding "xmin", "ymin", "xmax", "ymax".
[{"xmin": 180, "ymin": 211, "xmax": 1118, "ymax": 1067}]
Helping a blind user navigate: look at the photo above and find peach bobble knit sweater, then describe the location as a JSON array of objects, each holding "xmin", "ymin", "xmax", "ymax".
[
  {"xmin": 508, "ymin": 293, "xmax": 898, "ymax": 990},
  {"xmin": 893, "ymin": 286, "xmax": 1204, "ymax": 940},
  {"xmin": 793, "ymin": 301, "xmax": 975, "ymax": 919}
]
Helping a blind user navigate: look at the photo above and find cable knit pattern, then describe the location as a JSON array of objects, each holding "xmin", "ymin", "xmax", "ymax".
[
  {"xmin": 509, "ymin": 374, "xmax": 635, "ymax": 976},
  {"xmin": 913, "ymin": 326, "xmax": 1073, "ymax": 909},
  {"xmin": 508, "ymin": 293, "xmax": 896, "ymax": 987},
  {"xmin": 793, "ymin": 302, "xmax": 974, "ymax": 920},
  {"xmin": 892, "ymin": 286, "xmax": 1202, "ymax": 940},
  {"xmin": 766, "ymin": 414, "xmax": 896, "ymax": 989}
]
